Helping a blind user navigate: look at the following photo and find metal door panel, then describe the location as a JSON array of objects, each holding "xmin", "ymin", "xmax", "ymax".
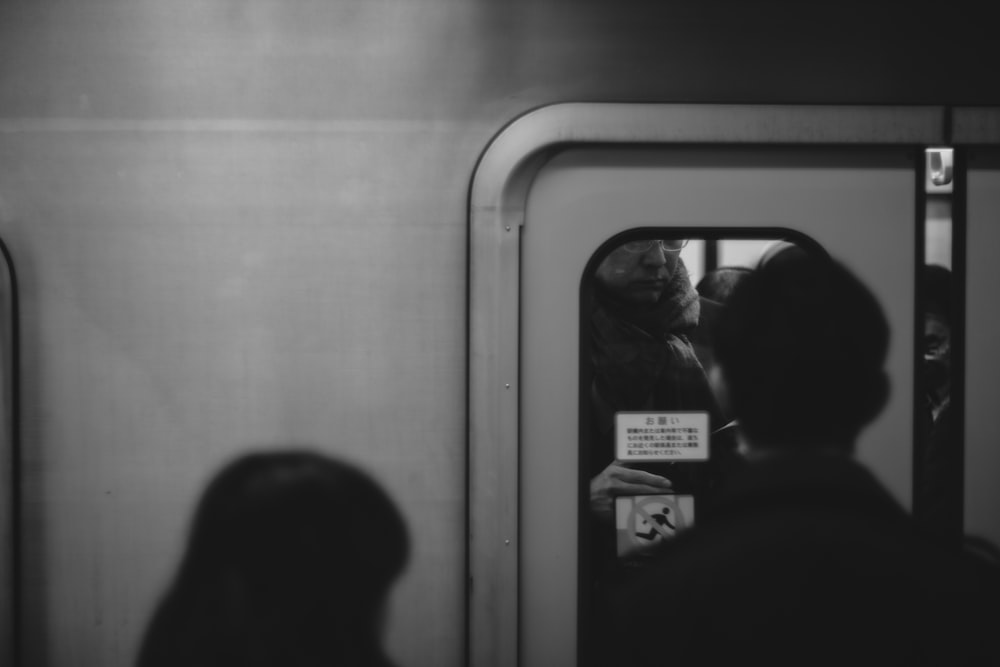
[
  {"xmin": 1, "ymin": 123, "xmax": 465, "ymax": 667},
  {"xmin": 965, "ymin": 153, "xmax": 1000, "ymax": 548},
  {"xmin": 520, "ymin": 147, "xmax": 917, "ymax": 666}
]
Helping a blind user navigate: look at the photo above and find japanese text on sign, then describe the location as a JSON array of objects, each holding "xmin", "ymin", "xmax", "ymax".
[{"xmin": 615, "ymin": 411, "xmax": 710, "ymax": 461}]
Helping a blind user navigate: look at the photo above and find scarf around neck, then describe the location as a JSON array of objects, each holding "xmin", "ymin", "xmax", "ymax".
[
  {"xmin": 590, "ymin": 260, "xmax": 715, "ymax": 422},
  {"xmin": 595, "ymin": 260, "xmax": 700, "ymax": 338}
]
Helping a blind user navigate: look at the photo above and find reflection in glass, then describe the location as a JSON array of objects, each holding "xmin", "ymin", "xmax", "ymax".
[
  {"xmin": 579, "ymin": 233, "xmax": 810, "ymax": 664},
  {"xmin": 586, "ymin": 237, "xmax": 726, "ymax": 529}
]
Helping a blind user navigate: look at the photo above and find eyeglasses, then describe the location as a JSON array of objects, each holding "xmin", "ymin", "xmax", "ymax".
[{"xmin": 621, "ymin": 239, "xmax": 689, "ymax": 254}]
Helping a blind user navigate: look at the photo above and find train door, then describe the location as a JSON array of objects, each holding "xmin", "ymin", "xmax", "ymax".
[
  {"xmin": 523, "ymin": 147, "xmax": 921, "ymax": 666},
  {"xmin": 961, "ymin": 117, "xmax": 1000, "ymax": 551},
  {"xmin": 469, "ymin": 104, "xmax": 953, "ymax": 666}
]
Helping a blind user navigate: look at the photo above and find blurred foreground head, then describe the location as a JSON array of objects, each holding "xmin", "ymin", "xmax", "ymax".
[
  {"xmin": 137, "ymin": 449, "xmax": 409, "ymax": 667},
  {"xmin": 695, "ymin": 265, "xmax": 753, "ymax": 305},
  {"xmin": 713, "ymin": 253, "xmax": 889, "ymax": 452}
]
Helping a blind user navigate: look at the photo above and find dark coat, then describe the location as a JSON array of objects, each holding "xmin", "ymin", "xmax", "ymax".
[
  {"xmin": 588, "ymin": 292, "xmax": 732, "ymax": 483},
  {"xmin": 914, "ymin": 400, "xmax": 964, "ymax": 544},
  {"xmin": 608, "ymin": 453, "xmax": 1000, "ymax": 667}
]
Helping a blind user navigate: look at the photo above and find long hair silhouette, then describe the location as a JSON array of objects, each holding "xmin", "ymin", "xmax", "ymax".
[{"xmin": 136, "ymin": 449, "xmax": 409, "ymax": 667}]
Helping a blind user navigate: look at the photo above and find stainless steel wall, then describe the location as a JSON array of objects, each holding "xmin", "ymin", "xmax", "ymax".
[{"xmin": 0, "ymin": 2, "xmax": 996, "ymax": 666}]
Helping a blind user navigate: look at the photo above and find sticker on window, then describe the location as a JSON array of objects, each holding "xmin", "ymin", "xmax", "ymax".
[
  {"xmin": 615, "ymin": 494, "xmax": 696, "ymax": 557},
  {"xmin": 615, "ymin": 411, "xmax": 709, "ymax": 462}
]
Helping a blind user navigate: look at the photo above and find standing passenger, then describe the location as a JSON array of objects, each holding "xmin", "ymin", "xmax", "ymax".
[
  {"xmin": 588, "ymin": 238, "xmax": 723, "ymax": 521},
  {"xmin": 136, "ymin": 449, "xmax": 409, "ymax": 667},
  {"xmin": 584, "ymin": 238, "xmax": 727, "ymax": 663},
  {"xmin": 611, "ymin": 254, "xmax": 1000, "ymax": 666},
  {"xmin": 915, "ymin": 264, "xmax": 962, "ymax": 545}
]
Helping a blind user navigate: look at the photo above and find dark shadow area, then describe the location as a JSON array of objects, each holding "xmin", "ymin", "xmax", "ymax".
[
  {"xmin": 136, "ymin": 449, "xmax": 409, "ymax": 667},
  {"xmin": 577, "ymin": 229, "xmax": 826, "ymax": 665}
]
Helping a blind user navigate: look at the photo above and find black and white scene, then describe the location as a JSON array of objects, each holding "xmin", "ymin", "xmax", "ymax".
[{"xmin": 1, "ymin": 3, "xmax": 999, "ymax": 667}]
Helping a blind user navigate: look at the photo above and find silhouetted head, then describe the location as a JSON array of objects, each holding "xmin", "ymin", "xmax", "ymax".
[
  {"xmin": 712, "ymin": 254, "xmax": 889, "ymax": 452},
  {"xmin": 696, "ymin": 266, "xmax": 753, "ymax": 305},
  {"xmin": 137, "ymin": 449, "xmax": 409, "ymax": 667},
  {"xmin": 756, "ymin": 239, "xmax": 811, "ymax": 270}
]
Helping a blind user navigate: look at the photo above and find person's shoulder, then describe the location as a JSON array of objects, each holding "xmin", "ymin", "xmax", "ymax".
[{"xmin": 927, "ymin": 545, "xmax": 1000, "ymax": 662}]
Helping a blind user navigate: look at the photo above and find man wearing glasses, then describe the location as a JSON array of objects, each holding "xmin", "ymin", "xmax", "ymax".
[
  {"xmin": 588, "ymin": 238, "xmax": 726, "ymax": 523},
  {"xmin": 584, "ymin": 237, "xmax": 731, "ymax": 663}
]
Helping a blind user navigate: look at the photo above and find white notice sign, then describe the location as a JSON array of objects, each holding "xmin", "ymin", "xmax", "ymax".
[{"xmin": 615, "ymin": 411, "xmax": 710, "ymax": 462}]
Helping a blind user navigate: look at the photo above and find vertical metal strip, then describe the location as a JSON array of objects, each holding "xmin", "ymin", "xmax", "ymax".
[
  {"xmin": 913, "ymin": 150, "xmax": 928, "ymax": 521},
  {"xmin": 468, "ymin": 210, "xmax": 521, "ymax": 667},
  {"xmin": 469, "ymin": 143, "xmax": 550, "ymax": 667},
  {"xmin": 0, "ymin": 238, "xmax": 18, "ymax": 667},
  {"xmin": 950, "ymin": 147, "xmax": 968, "ymax": 541},
  {"xmin": 704, "ymin": 238, "xmax": 719, "ymax": 274}
]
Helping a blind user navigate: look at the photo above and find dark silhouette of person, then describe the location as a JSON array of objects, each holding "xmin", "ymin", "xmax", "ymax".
[
  {"xmin": 610, "ymin": 253, "xmax": 1000, "ymax": 667},
  {"xmin": 695, "ymin": 265, "xmax": 753, "ymax": 306},
  {"xmin": 587, "ymin": 239, "xmax": 720, "ymax": 520},
  {"xmin": 693, "ymin": 265, "xmax": 754, "ymax": 430},
  {"xmin": 652, "ymin": 507, "xmax": 675, "ymax": 531},
  {"xmin": 583, "ymin": 238, "xmax": 728, "ymax": 665},
  {"xmin": 914, "ymin": 264, "xmax": 962, "ymax": 545},
  {"xmin": 636, "ymin": 506, "xmax": 677, "ymax": 540},
  {"xmin": 136, "ymin": 449, "xmax": 409, "ymax": 667}
]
